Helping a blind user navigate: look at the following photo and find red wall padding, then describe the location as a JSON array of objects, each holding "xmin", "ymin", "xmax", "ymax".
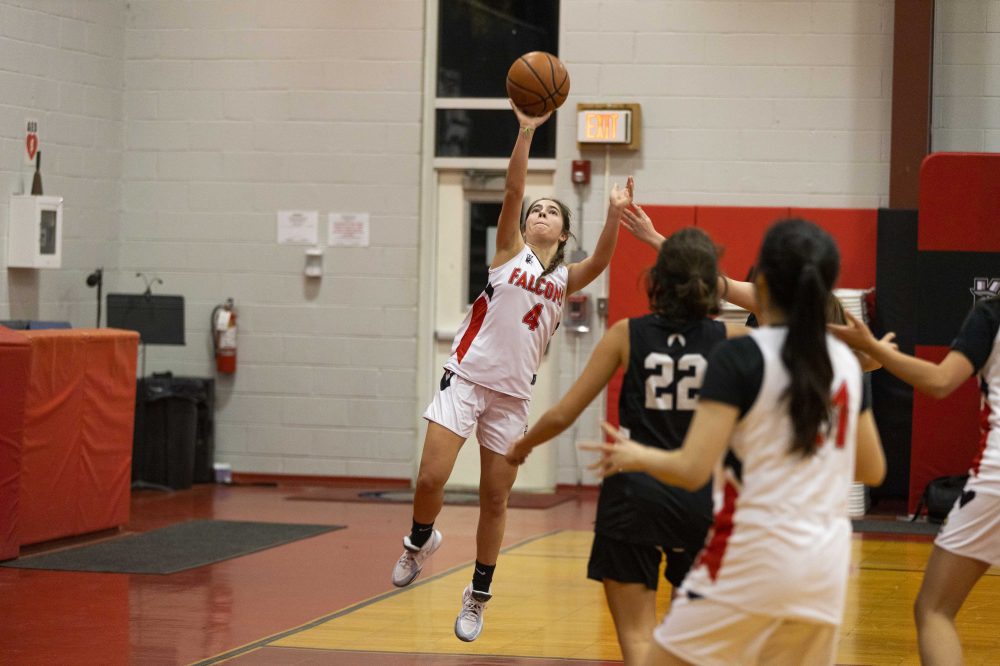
[
  {"xmin": 792, "ymin": 208, "xmax": 878, "ymax": 289},
  {"xmin": 919, "ymin": 152, "xmax": 1000, "ymax": 252},
  {"xmin": 606, "ymin": 206, "xmax": 878, "ymax": 431},
  {"xmin": 0, "ymin": 328, "xmax": 31, "ymax": 560},
  {"xmin": 694, "ymin": 206, "xmax": 788, "ymax": 284},
  {"xmin": 909, "ymin": 345, "xmax": 983, "ymax": 508},
  {"xmin": 909, "ymin": 152, "xmax": 1000, "ymax": 511}
]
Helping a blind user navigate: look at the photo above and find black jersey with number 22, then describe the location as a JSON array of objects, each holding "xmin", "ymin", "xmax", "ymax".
[
  {"xmin": 619, "ymin": 315, "xmax": 728, "ymax": 451},
  {"xmin": 594, "ymin": 315, "xmax": 727, "ymax": 546}
]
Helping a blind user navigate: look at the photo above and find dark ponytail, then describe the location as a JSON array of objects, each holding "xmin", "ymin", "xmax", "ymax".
[{"xmin": 756, "ymin": 219, "xmax": 840, "ymax": 456}]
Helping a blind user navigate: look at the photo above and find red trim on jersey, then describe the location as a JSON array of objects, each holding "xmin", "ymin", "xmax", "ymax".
[
  {"xmin": 970, "ymin": 397, "xmax": 991, "ymax": 476},
  {"xmin": 456, "ymin": 294, "xmax": 488, "ymax": 363},
  {"xmin": 696, "ymin": 477, "xmax": 739, "ymax": 582},
  {"xmin": 832, "ymin": 382, "xmax": 848, "ymax": 449}
]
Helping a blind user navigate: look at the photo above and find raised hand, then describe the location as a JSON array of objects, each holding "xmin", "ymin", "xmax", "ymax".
[
  {"xmin": 828, "ymin": 310, "xmax": 881, "ymax": 353},
  {"xmin": 578, "ymin": 422, "xmax": 646, "ymax": 479},
  {"xmin": 505, "ymin": 438, "xmax": 531, "ymax": 466},
  {"xmin": 510, "ymin": 99, "xmax": 552, "ymax": 131},
  {"xmin": 609, "ymin": 175, "xmax": 634, "ymax": 212},
  {"xmin": 621, "ymin": 203, "xmax": 665, "ymax": 249}
]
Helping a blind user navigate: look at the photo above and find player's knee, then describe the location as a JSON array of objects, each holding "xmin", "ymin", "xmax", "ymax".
[
  {"xmin": 415, "ymin": 469, "xmax": 446, "ymax": 495},
  {"xmin": 913, "ymin": 596, "xmax": 925, "ymax": 626},
  {"xmin": 479, "ymin": 489, "xmax": 510, "ymax": 515},
  {"xmin": 913, "ymin": 592, "xmax": 947, "ymax": 627}
]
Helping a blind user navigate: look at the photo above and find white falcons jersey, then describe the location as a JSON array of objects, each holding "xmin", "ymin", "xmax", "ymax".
[
  {"xmin": 682, "ymin": 328, "xmax": 863, "ymax": 625},
  {"xmin": 444, "ymin": 245, "xmax": 567, "ymax": 399}
]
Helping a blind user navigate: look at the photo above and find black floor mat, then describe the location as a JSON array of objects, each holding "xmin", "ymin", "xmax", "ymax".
[
  {"xmin": 1, "ymin": 519, "xmax": 344, "ymax": 574},
  {"xmin": 851, "ymin": 518, "xmax": 940, "ymax": 535}
]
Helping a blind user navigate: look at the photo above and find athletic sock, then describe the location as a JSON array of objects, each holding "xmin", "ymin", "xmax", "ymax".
[
  {"xmin": 409, "ymin": 520, "xmax": 434, "ymax": 549},
  {"xmin": 472, "ymin": 560, "xmax": 495, "ymax": 593}
]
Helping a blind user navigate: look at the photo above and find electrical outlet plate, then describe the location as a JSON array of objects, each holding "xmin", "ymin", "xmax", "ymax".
[{"xmin": 596, "ymin": 297, "xmax": 608, "ymax": 316}]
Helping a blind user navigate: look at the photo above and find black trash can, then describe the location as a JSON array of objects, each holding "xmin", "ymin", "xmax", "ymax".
[
  {"xmin": 164, "ymin": 376, "xmax": 216, "ymax": 483},
  {"xmin": 133, "ymin": 377, "xmax": 199, "ymax": 490}
]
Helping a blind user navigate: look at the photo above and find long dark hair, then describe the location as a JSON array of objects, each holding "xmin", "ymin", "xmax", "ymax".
[
  {"xmin": 756, "ymin": 219, "xmax": 840, "ymax": 456},
  {"xmin": 647, "ymin": 227, "xmax": 720, "ymax": 325},
  {"xmin": 523, "ymin": 197, "xmax": 575, "ymax": 277}
]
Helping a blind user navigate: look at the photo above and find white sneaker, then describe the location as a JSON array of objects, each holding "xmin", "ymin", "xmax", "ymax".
[
  {"xmin": 391, "ymin": 529, "xmax": 442, "ymax": 587},
  {"xmin": 454, "ymin": 584, "xmax": 492, "ymax": 642}
]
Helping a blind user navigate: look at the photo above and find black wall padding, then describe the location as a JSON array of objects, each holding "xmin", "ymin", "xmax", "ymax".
[
  {"xmin": 870, "ymin": 208, "xmax": 919, "ymax": 502},
  {"xmin": 917, "ymin": 252, "xmax": 1000, "ymax": 345}
]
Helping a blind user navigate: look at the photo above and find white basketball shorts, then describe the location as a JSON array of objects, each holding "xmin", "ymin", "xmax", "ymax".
[
  {"xmin": 653, "ymin": 594, "xmax": 838, "ymax": 666},
  {"xmin": 423, "ymin": 370, "xmax": 529, "ymax": 455},
  {"xmin": 935, "ymin": 488, "xmax": 1000, "ymax": 568}
]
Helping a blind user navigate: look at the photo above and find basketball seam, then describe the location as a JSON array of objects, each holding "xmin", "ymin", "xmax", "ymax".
[
  {"xmin": 556, "ymin": 69, "xmax": 569, "ymax": 94},
  {"xmin": 520, "ymin": 55, "xmax": 557, "ymax": 111},
  {"xmin": 543, "ymin": 54, "xmax": 560, "ymax": 108},
  {"xmin": 506, "ymin": 77, "xmax": 547, "ymax": 111},
  {"xmin": 519, "ymin": 55, "xmax": 548, "ymax": 89}
]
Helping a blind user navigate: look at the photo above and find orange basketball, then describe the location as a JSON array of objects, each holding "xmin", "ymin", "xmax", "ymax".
[{"xmin": 506, "ymin": 51, "xmax": 570, "ymax": 117}]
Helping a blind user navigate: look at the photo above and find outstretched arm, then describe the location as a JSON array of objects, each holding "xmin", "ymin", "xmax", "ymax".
[
  {"xmin": 492, "ymin": 102, "xmax": 552, "ymax": 268},
  {"xmin": 505, "ymin": 319, "xmax": 629, "ymax": 465},
  {"xmin": 721, "ymin": 277, "xmax": 757, "ymax": 314},
  {"xmin": 829, "ymin": 311, "xmax": 974, "ymax": 398},
  {"xmin": 621, "ymin": 204, "xmax": 759, "ymax": 314},
  {"xmin": 566, "ymin": 176, "xmax": 633, "ymax": 294},
  {"xmin": 854, "ymin": 333, "xmax": 898, "ymax": 373},
  {"xmin": 580, "ymin": 401, "xmax": 738, "ymax": 491}
]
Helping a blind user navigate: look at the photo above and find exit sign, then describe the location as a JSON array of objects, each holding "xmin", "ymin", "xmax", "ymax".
[
  {"xmin": 576, "ymin": 103, "xmax": 641, "ymax": 150},
  {"xmin": 578, "ymin": 110, "xmax": 631, "ymax": 143}
]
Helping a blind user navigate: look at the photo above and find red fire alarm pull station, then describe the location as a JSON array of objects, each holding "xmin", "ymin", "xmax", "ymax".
[
  {"xmin": 571, "ymin": 159, "xmax": 591, "ymax": 185},
  {"xmin": 566, "ymin": 293, "xmax": 591, "ymax": 333}
]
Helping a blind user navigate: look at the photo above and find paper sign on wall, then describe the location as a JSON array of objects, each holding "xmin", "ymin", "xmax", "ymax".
[
  {"xmin": 329, "ymin": 212, "xmax": 369, "ymax": 247},
  {"xmin": 277, "ymin": 210, "xmax": 319, "ymax": 245}
]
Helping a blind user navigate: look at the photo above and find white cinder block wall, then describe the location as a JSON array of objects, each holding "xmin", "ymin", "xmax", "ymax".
[
  {"xmin": 1, "ymin": 1, "xmax": 996, "ymax": 485},
  {"xmin": 0, "ymin": 0, "xmax": 125, "ymax": 325},
  {"xmin": 121, "ymin": 0, "xmax": 425, "ymax": 478},
  {"xmin": 933, "ymin": 0, "xmax": 1000, "ymax": 151}
]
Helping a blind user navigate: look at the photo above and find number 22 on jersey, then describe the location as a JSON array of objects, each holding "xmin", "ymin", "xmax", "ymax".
[{"xmin": 644, "ymin": 352, "xmax": 707, "ymax": 411}]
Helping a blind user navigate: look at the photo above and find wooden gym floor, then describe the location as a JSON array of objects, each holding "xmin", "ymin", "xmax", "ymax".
[{"xmin": 1, "ymin": 480, "xmax": 998, "ymax": 665}]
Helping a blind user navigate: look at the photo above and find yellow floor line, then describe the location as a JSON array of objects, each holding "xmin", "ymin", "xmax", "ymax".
[{"xmin": 271, "ymin": 530, "xmax": 625, "ymax": 661}]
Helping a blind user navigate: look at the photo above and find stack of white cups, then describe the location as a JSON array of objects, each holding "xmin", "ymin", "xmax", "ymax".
[{"xmin": 848, "ymin": 482, "xmax": 869, "ymax": 518}]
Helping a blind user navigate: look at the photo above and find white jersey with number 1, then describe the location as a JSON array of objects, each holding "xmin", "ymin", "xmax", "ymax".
[
  {"xmin": 444, "ymin": 244, "xmax": 567, "ymax": 400},
  {"xmin": 681, "ymin": 328, "xmax": 864, "ymax": 625}
]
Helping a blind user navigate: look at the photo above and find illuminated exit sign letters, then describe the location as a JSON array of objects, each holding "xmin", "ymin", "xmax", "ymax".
[
  {"xmin": 576, "ymin": 103, "xmax": 641, "ymax": 150},
  {"xmin": 578, "ymin": 110, "xmax": 631, "ymax": 143}
]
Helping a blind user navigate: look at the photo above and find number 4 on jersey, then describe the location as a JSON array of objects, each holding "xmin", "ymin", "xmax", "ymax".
[{"xmin": 522, "ymin": 303, "xmax": 543, "ymax": 331}]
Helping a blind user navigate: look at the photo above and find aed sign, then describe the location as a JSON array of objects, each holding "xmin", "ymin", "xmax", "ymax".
[
  {"xmin": 25, "ymin": 118, "xmax": 39, "ymax": 166},
  {"xmin": 577, "ymin": 110, "xmax": 631, "ymax": 144}
]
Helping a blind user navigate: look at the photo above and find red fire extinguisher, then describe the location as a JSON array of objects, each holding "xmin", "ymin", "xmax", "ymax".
[{"xmin": 212, "ymin": 298, "xmax": 237, "ymax": 374}]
